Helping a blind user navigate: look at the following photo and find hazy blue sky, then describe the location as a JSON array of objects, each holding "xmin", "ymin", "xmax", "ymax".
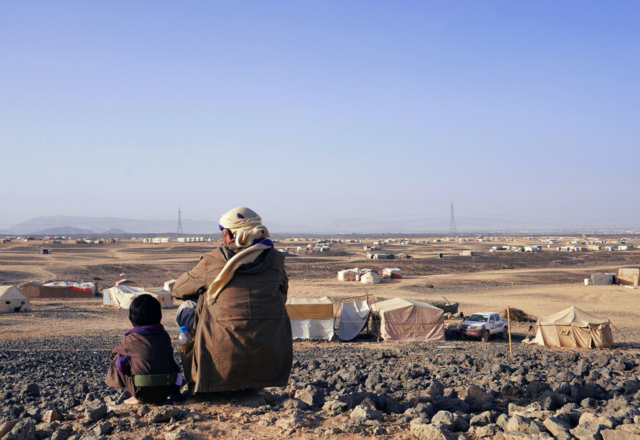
[{"xmin": 1, "ymin": 1, "xmax": 638, "ymax": 233}]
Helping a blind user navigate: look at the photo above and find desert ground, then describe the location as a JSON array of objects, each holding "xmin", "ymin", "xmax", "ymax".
[{"xmin": 1, "ymin": 235, "xmax": 640, "ymax": 440}]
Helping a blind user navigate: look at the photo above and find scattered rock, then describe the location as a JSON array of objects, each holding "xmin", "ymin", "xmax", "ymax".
[
  {"xmin": 164, "ymin": 429, "xmax": 195, "ymax": 440},
  {"xmin": 275, "ymin": 411, "xmax": 304, "ymax": 430},
  {"xmin": 295, "ymin": 386, "xmax": 324, "ymax": 408},
  {"xmin": 410, "ymin": 422, "xmax": 457, "ymax": 440},
  {"xmin": 350, "ymin": 405, "xmax": 381, "ymax": 422},
  {"xmin": 144, "ymin": 407, "xmax": 183, "ymax": 424},
  {"xmin": 84, "ymin": 400, "xmax": 107, "ymax": 423},
  {"xmin": 475, "ymin": 423, "xmax": 499, "ymax": 438},
  {"xmin": 570, "ymin": 420, "xmax": 606, "ymax": 440},
  {"xmin": 506, "ymin": 414, "xmax": 532, "ymax": 432},
  {"xmin": 602, "ymin": 430, "xmax": 640, "ymax": 440},
  {"xmin": 0, "ymin": 421, "xmax": 18, "ymax": 438},
  {"xmin": 21, "ymin": 384, "xmax": 40, "ymax": 398},
  {"xmin": 92, "ymin": 421, "xmax": 111, "ymax": 436},
  {"xmin": 41, "ymin": 410, "xmax": 62, "ymax": 423},
  {"xmin": 543, "ymin": 416, "xmax": 573, "ymax": 436},
  {"xmin": 4, "ymin": 419, "xmax": 36, "ymax": 440}
]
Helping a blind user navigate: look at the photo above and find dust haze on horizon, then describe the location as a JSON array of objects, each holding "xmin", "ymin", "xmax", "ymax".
[{"xmin": 1, "ymin": 1, "xmax": 638, "ymax": 234}]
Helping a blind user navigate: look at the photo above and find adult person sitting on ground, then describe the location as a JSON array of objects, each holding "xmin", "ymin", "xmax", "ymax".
[{"xmin": 172, "ymin": 207, "xmax": 292, "ymax": 393}]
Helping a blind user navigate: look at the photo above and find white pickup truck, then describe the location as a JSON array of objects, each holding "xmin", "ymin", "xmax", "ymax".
[{"xmin": 459, "ymin": 312, "xmax": 508, "ymax": 342}]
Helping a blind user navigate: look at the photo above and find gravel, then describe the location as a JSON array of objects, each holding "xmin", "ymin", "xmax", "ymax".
[{"xmin": 2, "ymin": 333, "xmax": 640, "ymax": 439}]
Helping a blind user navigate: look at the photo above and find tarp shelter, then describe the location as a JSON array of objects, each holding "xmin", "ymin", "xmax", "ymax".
[
  {"xmin": 163, "ymin": 279, "xmax": 176, "ymax": 292},
  {"xmin": 617, "ymin": 268, "xmax": 639, "ymax": 286},
  {"xmin": 103, "ymin": 286, "xmax": 173, "ymax": 309},
  {"xmin": 338, "ymin": 300, "xmax": 370, "ymax": 341},
  {"xmin": 0, "ymin": 286, "xmax": 31, "ymax": 313},
  {"xmin": 529, "ymin": 306, "xmax": 613, "ymax": 348},
  {"xmin": 38, "ymin": 282, "xmax": 95, "ymax": 298},
  {"xmin": 370, "ymin": 298, "xmax": 445, "ymax": 342},
  {"xmin": 591, "ymin": 273, "xmax": 614, "ymax": 286},
  {"xmin": 285, "ymin": 297, "xmax": 334, "ymax": 340}
]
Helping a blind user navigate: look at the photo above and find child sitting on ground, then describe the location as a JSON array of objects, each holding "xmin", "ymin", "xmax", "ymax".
[{"xmin": 105, "ymin": 294, "xmax": 182, "ymax": 404}]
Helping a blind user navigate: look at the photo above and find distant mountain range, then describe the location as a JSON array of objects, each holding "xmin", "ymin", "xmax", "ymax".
[
  {"xmin": 1, "ymin": 216, "xmax": 218, "ymax": 235},
  {"xmin": 0, "ymin": 215, "xmax": 371, "ymax": 235},
  {"xmin": 3, "ymin": 215, "xmax": 632, "ymax": 236}
]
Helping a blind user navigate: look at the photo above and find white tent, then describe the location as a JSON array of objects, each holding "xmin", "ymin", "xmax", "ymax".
[
  {"xmin": 285, "ymin": 297, "xmax": 334, "ymax": 340},
  {"xmin": 361, "ymin": 272, "xmax": 381, "ymax": 284},
  {"xmin": 382, "ymin": 268, "xmax": 402, "ymax": 278},
  {"xmin": 337, "ymin": 270, "xmax": 357, "ymax": 281},
  {"xmin": 103, "ymin": 286, "xmax": 173, "ymax": 309},
  {"xmin": 0, "ymin": 286, "xmax": 31, "ymax": 313},
  {"xmin": 338, "ymin": 300, "xmax": 370, "ymax": 341}
]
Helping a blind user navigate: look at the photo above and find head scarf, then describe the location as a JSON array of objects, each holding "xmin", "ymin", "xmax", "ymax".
[
  {"xmin": 207, "ymin": 207, "xmax": 274, "ymax": 305},
  {"xmin": 219, "ymin": 207, "xmax": 271, "ymax": 247}
]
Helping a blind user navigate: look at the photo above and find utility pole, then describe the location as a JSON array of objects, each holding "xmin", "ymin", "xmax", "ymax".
[
  {"xmin": 449, "ymin": 202, "xmax": 458, "ymax": 236},
  {"xmin": 177, "ymin": 208, "xmax": 183, "ymax": 235}
]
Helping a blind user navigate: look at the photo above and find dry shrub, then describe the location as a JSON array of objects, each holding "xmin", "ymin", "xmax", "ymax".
[{"xmin": 505, "ymin": 308, "xmax": 535, "ymax": 323}]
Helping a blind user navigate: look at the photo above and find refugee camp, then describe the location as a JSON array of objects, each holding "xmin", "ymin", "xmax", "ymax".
[{"xmin": 2, "ymin": 1, "xmax": 639, "ymax": 439}]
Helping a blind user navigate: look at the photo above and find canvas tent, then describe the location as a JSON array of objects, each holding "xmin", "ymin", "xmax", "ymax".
[
  {"xmin": 617, "ymin": 268, "xmax": 639, "ymax": 286},
  {"xmin": 370, "ymin": 298, "xmax": 444, "ymax": 342},
  {"xmin": 338, "ymin": 299, "xmax": 370, "ymax": 341},
  {"xmin": 361, "ymin": 272, "xmax": 381, "ymax": 284},
  {"xmin": 18, "ymin": 281, "xmax": 43, "ymax": 298},
  {"xmin": 285, "ymin": 297, "xmax": 334, "ymax": 340},
  {"xmin": 337, "ymin": 270, "xmax": 357, "ymax": 282},
  {"xmin": 382, "ymin": 268, "xmax": 402, "ymax": 278},
  {"xmin": 103, "ymin": 286, "xmax": 173, "ymax": 309},
  {"xmin": 0, "ymin": 286, "xmax": 31, "ymax": 313},
  {"xmin": 528, "ymin": 306, "xmax": 613, "ymax": 348}
]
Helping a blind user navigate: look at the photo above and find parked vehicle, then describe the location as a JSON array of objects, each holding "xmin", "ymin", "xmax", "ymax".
[{"xmin": 459, "ymin": 312, "xmax": 508, "ymax": 342}]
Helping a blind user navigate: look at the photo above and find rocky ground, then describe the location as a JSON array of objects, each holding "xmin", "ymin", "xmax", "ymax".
[{"xmin": 2, "ymin": 330, "xmax": 640, "ymax": 440}]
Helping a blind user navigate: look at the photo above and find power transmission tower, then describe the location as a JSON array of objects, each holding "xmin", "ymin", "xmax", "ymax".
[
  {"xmin": 177, "ymin": 208, "xmax": 183, "ymax": 234},
  {"xmin": 449, "ymin": 202, "xmax": 458, "ymax": 236}
]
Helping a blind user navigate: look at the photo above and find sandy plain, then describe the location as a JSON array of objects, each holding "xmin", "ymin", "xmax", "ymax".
[
  {"xmin": 2, "ymin": 235, "xmax": 640, "ymax": 440},
  {"xmin": 1, "ymin": 236, "xmax": 640, "ymax": 339}
]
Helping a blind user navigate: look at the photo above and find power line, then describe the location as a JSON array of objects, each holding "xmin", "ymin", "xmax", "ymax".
[
  {"xmin": 177, "ymin": 208, "xmax": 183, "ymax": 235},
  {"xmin": 449, "ymin": 202, "xmax": 458, "ymax": 236}
]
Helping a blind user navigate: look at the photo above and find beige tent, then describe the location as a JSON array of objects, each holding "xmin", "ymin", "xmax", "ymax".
[
  {"xmin": 0, "ymin": 286, "xmax": 31, "ymax": 313},
  {"xmin": 285, "ymin": 297, "xmax": 334, "ymax": 340},
  {"xmin": 529, "ymin": 306, "xmax": 613, "ymax": 348},
  {"xmin": 19, "ymin": 281, "xmax": 43, "ymax": 298},
  {"xmin": 618, "ymin": 268, "xmax": 639, "ymax": 286},
  {"xmin": 370, "ymin": 298, "xmax": 444, "ymax": 342}
]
